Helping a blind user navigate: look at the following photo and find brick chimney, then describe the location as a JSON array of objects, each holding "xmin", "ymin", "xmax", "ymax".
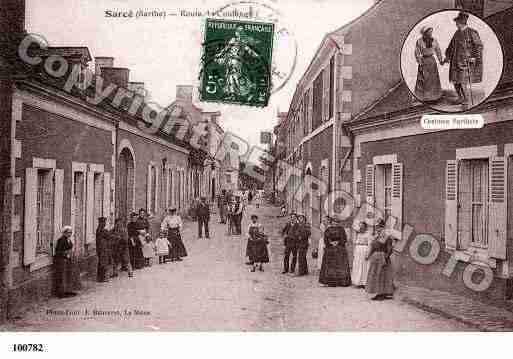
[
  {"xmin": 176, "ymin": 85, "xmax": 193, "ymax": 103},
  {"xmin": 128, "ymin": 81, "xmax": 145, "ymax": 96},
  {"xmin": 94, "ymin": 56, "xmax": 114, "ymax": 75},
  {"xmin": 101, "ymin": 67, "xmax": 129, "ymax": 89}
]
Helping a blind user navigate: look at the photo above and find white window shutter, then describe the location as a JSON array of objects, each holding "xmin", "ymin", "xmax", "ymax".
[
  {"xmin": 155, "ymin": 166, "xmax": 159, "ymax": 214},
  {"xmin": 85, "ymin": 171, "xmax": 95, "ymax": 243},
  {"xmin": 103, "ymin": 172, "xmax": 111, "ymax": 218},
  {"xmin": 365, "ymin": 164, "xmax": 375, "ymax": 204},
  {"xmin": 146, "ymin": 164, "xmax": 152, "ymax": 213},
  {"xmin": 488, "ymin": 156, "xmax": 507, "ymax": 259},
  {"xmin": 391, "ymin": 163, "xmax": 403, "ymax": 239},
  {"xmin": 165, "ymin": 168, "xmax": 170, "ymax": 210},
  {"xmin": 53, "ymin": 169, "xmax": 64, "ymax": 254},
  {"xmin": 445, "ymin": 160, "xmax": 458, "ymax": 250},
  {"xmin": 24, "ymin": 168, "xmax": 38, "ymax": 265}
]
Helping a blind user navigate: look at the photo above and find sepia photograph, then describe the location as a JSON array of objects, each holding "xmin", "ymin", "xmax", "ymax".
[
  {"xmin": 1, "ymin": 0, "xmax": 513, "ymax": 356},
  {"xmin": 400, "ymin": 9, "xmax": 503, "ymax": 112}
]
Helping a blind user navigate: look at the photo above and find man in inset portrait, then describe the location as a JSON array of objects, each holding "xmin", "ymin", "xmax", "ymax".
[{"xmin": 443, "ymin": 11, "xmax": 483, "ymax": 109}]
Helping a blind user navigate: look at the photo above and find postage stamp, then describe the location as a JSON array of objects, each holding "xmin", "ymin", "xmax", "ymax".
[{"xmin": 200, "ymin": 18, "xmax": 274, "ymax": 107}]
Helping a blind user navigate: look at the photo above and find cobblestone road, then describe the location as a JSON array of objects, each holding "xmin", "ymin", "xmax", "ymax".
[{"xmin": 4, "ymin": 205, "xmax": 472, "ymax": 331}]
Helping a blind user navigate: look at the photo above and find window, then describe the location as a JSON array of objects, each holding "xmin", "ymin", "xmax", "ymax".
[
  {"xmin": 168, "ymin": 167, "xmax": 173, "ymax": 208},
  {"xmin": 72, "ymin": 171, "xmax": 86, "ymax": 256},
  {"xmin": 383, "ymin": 164, "xmax": 392, "ymax": 220},
  {"xmin": 312, "ymin": 70, "xmax": 323, "ymax": 130},
  {"xmin": 329, "ymin": 56, "xmax": 335, "ymax": 120},
  {"xmin": 35, "ymin": 169, "xmax": 54, "ymax": 256},
  {"xmin": 458, "ymin": 159, "xmax": 489, "ymax": 249},
  {"xmin": 147, "ymin": 163, "xmax": 158, "ymax": 215},
  {"xmin": 226, "ymin": 174, "xmax": 232, "ymax": 184},
  {"xmin": 93, "ymin": 173, "xmax": 103, "ymax": 235}
]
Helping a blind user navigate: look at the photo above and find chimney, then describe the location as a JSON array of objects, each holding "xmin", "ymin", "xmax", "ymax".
[
  {"xmin": 94, "ymin": 56, "xmax": 114, "ymax": 75},
  {"xmin": 128, "ymin": 81, "xmax": 145, "ymax": 96},
  {"xmin": 176, "ymin": 85, "xmax": 193, "ymax": 103},
  {"xmin": 101, "ymin": 67, "xmax": 129, "ymax": 89}
]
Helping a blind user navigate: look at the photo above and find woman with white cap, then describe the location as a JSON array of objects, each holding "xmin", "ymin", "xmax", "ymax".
[
  {"xmin": 414, "ymin": 25, "xmax": 443, "ymax": 102},
  {"xmin": 54, "ymin": 226, "xmax": 77, "ymax": 298}
]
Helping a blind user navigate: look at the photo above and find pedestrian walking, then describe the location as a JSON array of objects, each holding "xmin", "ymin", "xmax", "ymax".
[
  {"xmin": 248, "ymin": 190, "xmax": 253, "ymax": 204},
  {"xmin": 254, "ymin": 190, "xmax": 262, "ymax": 209},
  {"xmin": 247, "ymin": 215, "xmax": 269, "ymax": 272},
  {"xmin": 281, "ymin": 213, "xmax": 298, "ymax": 274},
  {"xmin": 319, "ymin": 217, "xmax": 351, "ymax": 287},
  {"xmin": 365, "ymin": 219, "xmax": 394, "ymax": 300},
  {"xmin": 196, "ymin": 197, "xmax": 211, "ymax": 239},
  {"xmin": 296, "ymin": 215, "xmax": 311, "ymax": 276},
  {"xmin": 96, "ymin": 217, "xmax": 112, "ymax": 282},
  {"xmin": 111, "ymin": 218, "xmax": 133, "ymax": 278},
  {"xmin": 162, "ymin": 208, "xmax": 187, "ymax": 261},
  {"xmin": 351, "ymin": 221, "xmax": 371, "ymax": 287},
  {"xmin": 54, "ymin": 226, "xmax": 77, "ymax": 298},
  {"xmin": 155, "ymin": 230, "xmax": 171, "ymax": 264}
]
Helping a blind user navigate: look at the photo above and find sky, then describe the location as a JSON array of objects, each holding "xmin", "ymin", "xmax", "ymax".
[{"xmin": 25, "ymin": 0, "xmax": 374, "ymax": 147}]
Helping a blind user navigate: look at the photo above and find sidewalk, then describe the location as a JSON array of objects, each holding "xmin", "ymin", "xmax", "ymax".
[{"xmin": 397, "ymin": 285, "xmax": 513, "ymax": 331}]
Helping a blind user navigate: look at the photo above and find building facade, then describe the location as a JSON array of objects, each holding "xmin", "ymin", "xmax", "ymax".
[
  {"xmin": 0, "ymin": 1, "xmax": 226, "ymax": 320},
  {"xmin": 278, "ymin": 0, "xmax": 513, "ymax": 303}
]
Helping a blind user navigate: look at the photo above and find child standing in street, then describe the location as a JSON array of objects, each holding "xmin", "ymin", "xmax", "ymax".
[
  {"xmin": 247, "ymin": 215, "xmax": 269, "ymax": 272},
  {"xmin": 155, "ymin": 230, "xmax": 171, "ymax": 264}
]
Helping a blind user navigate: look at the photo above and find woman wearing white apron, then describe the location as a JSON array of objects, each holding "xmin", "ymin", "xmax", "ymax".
[
  {"xmin": 317, "ymin": 217, "xmax": 329, "ymax": 270},
  {"xmin": 351, "ymin": 221, "xmax": 372, "ymax": 287}
]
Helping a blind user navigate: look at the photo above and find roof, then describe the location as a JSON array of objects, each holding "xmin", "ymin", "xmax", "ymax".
[{"xmin": 32, "ymin": 46, "xmax": 92, "ymax": 62}]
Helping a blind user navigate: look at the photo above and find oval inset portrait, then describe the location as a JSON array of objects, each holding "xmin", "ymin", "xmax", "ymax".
[{"xmin": 400, "ymin": 9, "xmax": 504, "ymax": 113}]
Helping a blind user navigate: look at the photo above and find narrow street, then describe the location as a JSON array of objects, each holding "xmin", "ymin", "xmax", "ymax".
[{"xmin": 5, "ymin": 205, "xmax": 472, "ymax": 331}]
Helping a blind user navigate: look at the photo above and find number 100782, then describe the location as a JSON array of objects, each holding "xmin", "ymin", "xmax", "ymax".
[{"xmin": 12, "ymin": 344, "xmax": 45, "ymax": 352}]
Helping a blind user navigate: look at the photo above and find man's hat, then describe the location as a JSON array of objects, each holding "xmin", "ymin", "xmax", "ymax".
[
  {"xmin": 454, "ymin": 12, "xmax": 469, "ymax": 25},
  {"xmin": 98, "ymin": 217, "xmax": 107, "ymax": 223}
]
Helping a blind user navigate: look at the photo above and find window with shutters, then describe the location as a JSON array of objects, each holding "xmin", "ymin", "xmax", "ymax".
[
  {"xmin": 168, "ymin": 167, "xmax": 173, "ymax": 209},
  {"xmin": 36, "ymin": 169, "xmax": 54, "ymax": 256},
  {"xmin": 72, "ymin": 171, "xmax": 86, "ymax": 256},
  {"xmin": 458, "ymin": 159, "xmax": 489, "ymax": 249},
  {"xmin": 383, "ymin": 164, "xmax": 393, "ymax": 220}
]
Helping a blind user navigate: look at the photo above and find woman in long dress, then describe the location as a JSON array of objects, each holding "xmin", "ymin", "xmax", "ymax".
[
  {"xmin": 319, "ymin": 218, "xmax": 351, "ymax": 287},
  {"xmin": 351, "ymin": 221, "xmax": 371, "ymax": 287},
  {"xmin": 161, "ymin": 208, "xmax": 188, "ymax": 261},
  {"xmin": 365, "ymin": 219, "xmax": 394, "ymax": 300},
  {"xmin": 414, "ymin": 26, "xmax": 443, "ymax": 102},
  {"xmin": 54, "ymin": 226, "xmax": 77, "ymax": 298},
  {"xmin": 246, "ymin": 214, "xmax": 269, "ymax": 272}
]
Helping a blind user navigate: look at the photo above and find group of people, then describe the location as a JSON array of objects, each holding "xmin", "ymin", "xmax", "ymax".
[
  {"xmin": 54, "ymin": 207, "xmax": 188, "ymax": 298},
  {"xmin": 280, "ymin": 213, "xmax": 395, "ymax": 300},
  {"xmin": 217, "ymin": 190, "xmax": 246, "ymax": 235}
]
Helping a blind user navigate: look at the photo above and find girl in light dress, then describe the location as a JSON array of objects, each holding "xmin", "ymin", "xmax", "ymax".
[{"xmin": 155, "ymin": 230, "xmax": 171, "ymax": 264}]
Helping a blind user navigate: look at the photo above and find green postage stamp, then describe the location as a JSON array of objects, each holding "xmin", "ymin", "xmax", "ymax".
[{"xmin": 200, "ymin": 19, "xmax": 274, "ymax": 107}]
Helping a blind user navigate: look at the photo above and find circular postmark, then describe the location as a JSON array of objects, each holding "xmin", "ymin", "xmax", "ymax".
[
  {"xmin": 400, "ymin": 9, "xmax": 504, "ymax": 113},
  {"xmin": 208, "ymin": 0, "xmax": 298, "ymax": 95}
]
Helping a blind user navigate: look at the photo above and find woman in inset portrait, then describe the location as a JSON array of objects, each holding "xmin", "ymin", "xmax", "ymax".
[{"xmin": 414, "ymin": 26, "xmax": 443, "ymax": 102}]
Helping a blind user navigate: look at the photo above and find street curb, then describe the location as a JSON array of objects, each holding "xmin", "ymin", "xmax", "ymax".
[{"xmin": 399, "ymin": 296, "xmax": 487, "ymax": 331}]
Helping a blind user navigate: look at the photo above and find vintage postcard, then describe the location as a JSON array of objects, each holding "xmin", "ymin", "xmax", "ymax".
[{"xmin": 1, "ymin": 0, "xmax": 513, "ymax": 353}]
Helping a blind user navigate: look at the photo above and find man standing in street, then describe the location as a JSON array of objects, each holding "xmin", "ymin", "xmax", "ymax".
[
  {"xmin": 443, "ymin": 11, "xmax": 483, "ymax": 109},
  {"xmin": 196, "ymin": 197, "xmax": 211, "ymax": 239},
  {"xmin": 282, "ymin": 213, "xmax": 298, "ymax": 274},
  {"xmin": 296, "ymin": 215, "xmax": 312, "ymax": 276}
]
